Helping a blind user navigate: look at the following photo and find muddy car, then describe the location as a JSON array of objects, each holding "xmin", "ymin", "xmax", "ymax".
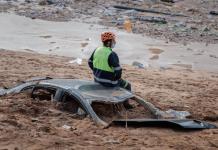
[{"xmin": 0, "ymin": 77, "xmax": 216, "ymax": 129}]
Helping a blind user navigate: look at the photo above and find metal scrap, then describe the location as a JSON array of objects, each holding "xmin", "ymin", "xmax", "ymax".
[
  {"xmin": 113, "ymin": 5, "xmax": 187, "ymax": 17},
  {"xmin": 0, "ymin": 77, "xmax": 217, "ymax": 130}
]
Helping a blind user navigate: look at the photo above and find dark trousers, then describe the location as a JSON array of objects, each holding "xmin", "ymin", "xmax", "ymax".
[{"xmin": 118, "ymin": 79, "xmax": 131, "ymax": 91}]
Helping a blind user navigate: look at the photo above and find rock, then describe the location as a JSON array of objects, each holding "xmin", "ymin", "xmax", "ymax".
[
  {"xmin": 209, "ymin": 54, "xmax": 218, "ymax": 59},
  {"xmin": 39, "ymin": 126, "xmax": 50, "ymax": 132},
  {"xmin": 210, "ymin": 11, "xmax": 218, "ymax": 16},
  {"xmin": 14, "ymin": 147, "xmax": 19, "ymax": 150},
  {"xmin": 134, "ymin": 16, "xmax": 167, "ymax": 24},
  {"xmin": 149, "ymin": 55, "xmax": 159, "ymax": 60},
  {"xmin": 38, "ymin": 0, "xmax": 47, "ymax": 5},
  {"xmin": 0, "ymin": 88, "xmax": 6, "ymax": 96},
  {"xmin": 38, "ymin": 0, "xmax": 70, "ymax": 6},
  {"xmin": 46, "ymin": 0, "xmax": 55, "ymax": 5},
  {"xmin": 62, "ymin": 124, "xmax": 71, "ymax": 130},
  {"xmin": 132, "ymin": 61, "xmax": 145, "ymax": 69},
  {"xmin": 31, "ymin": 118, "xmax": 39, "ymax": 122},
  {"xmin": 25, "ymin": 0, "xmax": 31, "ymax": 3},
  {"xmin": 174, "ymin": 21, "xmax": 186, "ymax": 28},
  {"xmin": 69, "ymin": 58, "xmax": 82, "ymax": 65},
  {"xmin": 161, "ymin": 0, "xmax": 175, "ymax": 3},
  {"xmin": 203, "ymin": 26, "xmax": 210, "ymax": 32}
]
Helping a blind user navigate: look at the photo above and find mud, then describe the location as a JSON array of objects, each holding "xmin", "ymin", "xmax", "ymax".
[
  {"xmin": 0, "ymin": 13, "xmax": 218, "ymax": 72},
  {"xmin": 0, "ymin": 49, "xmax": 218, "ymax": 149}
]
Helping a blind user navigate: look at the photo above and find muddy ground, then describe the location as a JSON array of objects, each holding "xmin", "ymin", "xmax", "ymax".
[
  {"xmin": 0, "ymin": 49, "xmax": 218, "ymax": 149},
  {"xmin": 0, "ymin": 0, "xmax": 218, "ymax": 44}
]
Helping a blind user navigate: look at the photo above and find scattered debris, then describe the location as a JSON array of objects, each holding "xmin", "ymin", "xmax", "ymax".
[
  {"xmin": 209, "ymin": 54, "xmax": 218, "ymax": 59},
  {"xmin": 81, "ymin": 43, "xmax": 88, "ymax": 47},
  {"xmin": 123, "ymin": 19, "xmax": 132, "ymax": 32},
  {"xmin": 113, "ymin": 119, "xmax": 217, "ymax": 129},
  {"xmin": 39, "ymin": 0, "xmax": 71, "ymax": 7},
  {"xmin": 38, "ymin": 0, "xmax": 48, "ymax": 6},
  {"xmin": 69, "ymin": 58, "xmax": 82, "ymax": 65},
  {"xmin": 113, "ymin": 5, "xmax": 187, "ymax": 17},
  {"xmin": 165, "ymin": 109, "xmax": 191, "ymax": 119},
  {"xmin": 174, "ymin": 21, "xmax": 186, "ymax": 28},
  {"xmin": 132, "ymin": 61, "xmax": 145, "ymax": 69},
  {"xmin": 202, "ymin": 26, "xmax": 210, "ymax": 32},
  {"xmin": 160, "ymin": 0, "xmax": 175, "ymax": 3},
  {"xmin": 62, "ymin": 124, "xmax": 71, "ymax": 130},
  {"xmin": 0, "ymin": 88, "xmax": 5, "ymax": 95},
  {"xmin": 210, "ymin": 11, "xmax": 218, "ymax": 16},
  {"xmin": 134, "ymin": 16, "xmax": 167, "ymax": 24}
]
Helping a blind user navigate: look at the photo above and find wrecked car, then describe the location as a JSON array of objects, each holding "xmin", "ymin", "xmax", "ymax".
[{"xmin": 0, "ymin": 77, "xmax": 217, "ymax": 129}]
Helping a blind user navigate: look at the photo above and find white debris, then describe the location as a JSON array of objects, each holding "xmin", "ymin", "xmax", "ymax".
[
  {"xmin": 166, "ymin": 109, "xmax": 191, "ymax": 119},
  {"xmin": 69, "ymin": 58, "xmax": 82, "ymax": 65},
  {"xmin": 62, "ymin": 124, "xmax": 71, "ymax": 130}
]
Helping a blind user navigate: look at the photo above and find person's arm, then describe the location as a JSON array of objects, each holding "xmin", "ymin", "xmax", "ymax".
[
  {"xmin": 108, "ymin": 51, "xmax": 122, "ymax": 80},
  {"xmin": 88, "ymin": 50, "xmax": 95, "ymax": 70}
]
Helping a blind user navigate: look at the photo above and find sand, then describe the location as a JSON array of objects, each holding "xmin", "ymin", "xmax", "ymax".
[{"xmin": 0, "ymin": 49, "xmax": 218, "ymax": 149}]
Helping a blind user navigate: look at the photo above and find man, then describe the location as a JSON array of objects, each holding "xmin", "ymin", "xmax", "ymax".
[{"xmin": 88, "ymin": 32, "xmax": 132, "ymax": 108}]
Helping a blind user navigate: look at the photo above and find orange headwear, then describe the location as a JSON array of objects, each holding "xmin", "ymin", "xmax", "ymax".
[{"xmin": 101, "ymin": 32, "xmax": 116, "ymax": 42}]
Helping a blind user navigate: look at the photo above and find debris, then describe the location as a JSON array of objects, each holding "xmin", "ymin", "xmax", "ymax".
[
  {"xmin": 103, "ymin": 7, "xmax": 117, "ymax": 16},
  {"xmin": 46, "ymin": 0, "xmax": 55, "ymax": 5},
  {"xmin": 203, "ymin": 26, "xmax": 210, "ymax": 32},
  {"xmin": 25, "ymin": 0, "xmax": 31, "ymax": 3},
  {"xmin": 39, "ymin": 126, "xmax": 50, "ymax": 132},
  {"xmin": 123, "ymin": 19, "xmax": 132, "ymax": 32},
  {"xmin": 149, "ymin": 55, "xmax": 159, "ymax": 60},
  {"xmin": 165, "ymin": 109, "xmax": 191, "ymax": 119},
  {"xmin": 134, "ymin": 16, "xmax": 167, "ymax": 24},
  {"xmin": 113, "ymin": 5, "xmax": 187, "ymax": 17},
  {"xmin": 62, "ymin": 124, "xmax": 71, "ymax": 130},
  {"xmin": 210, "ymin": 11, "xmax": 218, "ymax": 16},
  {"xmin": 31, "ymin": 118, "xmax": 39, "ymax": 122},
  {"xmin": 81, "ymin": 43, "xmax": 88, "ymax": 47},
  {"xmin": 160, "ymin": 0, "xmax": 175, "ymax": 3},
  {"xmin": 69, "ymin": 58, "xmax": 82, "ymax": 65},
  {"xmin": 38, "ymin": 0, "xmax": 71, "ymax": 7},
  {"xmin": 113, "ymin": 119, "xmax": 217, "ymax": 129},
  {"xmin": 174, "ymin": 21, "xmax": 186, "ymax": 28},
  {"xmin": 209, "ymin": 54, "xmax": 218, "ymax": 59},
  {"xmin": 77, "ymin": 107, "xmax": 86, "ymax": 116},
  {"xmin": 0, "ymin": 88, "xmax": 6, "ymax": 96},
  {"xmin": 120, "ymin": 9, "xmax": 137, "ymax": 15},
  {"xmin": 38, "ymin": 0, "xmax": 48, "ymax": 5},
  {"xmin": 132, "ymin": 61, "xmax": 145, "ymax": 69}
]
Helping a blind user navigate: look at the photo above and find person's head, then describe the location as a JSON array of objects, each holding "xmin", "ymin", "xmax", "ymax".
[{"xmin": 101, "ymin": 32, "xmax": 116, "ymax": 48}]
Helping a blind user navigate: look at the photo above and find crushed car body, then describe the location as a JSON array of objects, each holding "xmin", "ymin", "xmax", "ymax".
[{"xmin": 0, "ymin": 77, "xmax": 217, "ymax": 129}]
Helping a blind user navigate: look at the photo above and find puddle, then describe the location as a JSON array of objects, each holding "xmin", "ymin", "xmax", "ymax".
[
  {"xmin": 148, "ymin": 48, "xmax": 164, "ymax": 55},
  {"xmin": 0, "ymin": 13, "xmax": 218, "ymax": 72}
]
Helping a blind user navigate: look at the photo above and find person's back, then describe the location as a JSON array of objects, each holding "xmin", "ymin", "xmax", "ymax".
[
  {"xmin": 88, "ymin": 31, "xmax": 131, "ymax": 90},
  {"xmin": 88, "ymin": 32, "xmax": 132, "ymax": 108}
]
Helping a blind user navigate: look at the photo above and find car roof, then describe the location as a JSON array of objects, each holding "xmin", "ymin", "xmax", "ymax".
[{"xmin": 39, "ymin": 79, "xmax": 134, "ymax": 103}]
